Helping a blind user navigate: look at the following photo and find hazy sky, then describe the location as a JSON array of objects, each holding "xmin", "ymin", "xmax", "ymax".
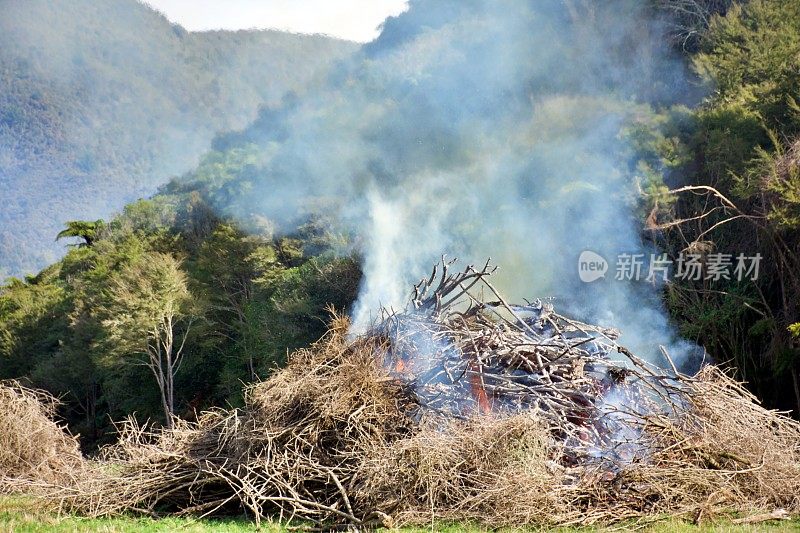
[{"xmin": 143, "ymin": 0, "xmax": 409, "ymax": 42}]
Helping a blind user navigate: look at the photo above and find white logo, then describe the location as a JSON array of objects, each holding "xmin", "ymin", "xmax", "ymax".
[{"xmin": 578, "ymin": 250, "xmax": 608, "ymax": 283}]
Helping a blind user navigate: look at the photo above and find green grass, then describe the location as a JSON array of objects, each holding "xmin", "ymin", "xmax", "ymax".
[
  {"xmin": 1, "ymin": 497, "xmax": 798, "ymax": 532},
  {"xmin": 0, "ymin": 497, "xmax": 265, "ymax": 533}
]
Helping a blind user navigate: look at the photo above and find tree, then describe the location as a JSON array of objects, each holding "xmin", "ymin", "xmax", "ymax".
[
  {"xmin": 56, "ymin": 220, "xmax": 104, "ymax": 247},
  {"xmin": 659, "ymin": 0, "xmax": 800, "ymax": 415},
  {"xmin": 194, "ymin": 223, "xmax": 278, "ymax": 380},
  {"xmin": 98, "ymin": 252, "xmax": 200, "ymax": 428}
]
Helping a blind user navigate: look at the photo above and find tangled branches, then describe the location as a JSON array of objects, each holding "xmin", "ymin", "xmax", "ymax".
[
  {"xmin": 0, "ymin": 381, "xmax": 83, "ymax": 491},
  {"xmin": 9, "ymin": 261, "xmax": 800, "ymax": 527}
]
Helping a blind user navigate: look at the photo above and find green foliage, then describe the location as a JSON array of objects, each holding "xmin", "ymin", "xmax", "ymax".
[
  {"xmin": 182, "ymin": 146, "xmax": 264, "ymax": 195},
  {"xmin": 736, "ymin": 129, "xmax": 800, "ymax": 227},
  {"xmin": 251, "ymin": 255, "xmax": 361, "ymax": 369},
  {"xmin": 621, "ymin": 105, "xmax": 696, "ymax": 221},
  {"xmin": 0, "ymin": 0, "xmax": 356, "ymax": 278},
  {"xmin": 694, "ymin": 0, "xmax": 800, "ymax": 121},
  {"xmin": 660, "ymin": 0, "xmax": 800, "ymax": 412},
  {"xmin": 113, "ymin": 199, "xmax": 177, "ymax": 237},
  {"xmin": 56, "ymin": 220, "xmax": 104, "ymax": 247},
  {"xmin": 94, "ymin": 252, "xmax": 201, "ymax": 426},
  {"xmin": 693, "ymin": 0, "xmax": 800, "ymax": 185},
  {"xmin": 0, "ymin": 176, "xmax": 362, "ymax": 444},
  {"xmin": 0, "ymin": 272, "xmax": 69, "ymax": 379},
  {"xmin": 97, "ymin": 253, "xmax": 196, "ymax": 359}
]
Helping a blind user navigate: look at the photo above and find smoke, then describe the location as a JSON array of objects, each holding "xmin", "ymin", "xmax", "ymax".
[
  {"xmin": 210, "ymin": 0, "xmax": 703, "ymax": 369},
  {"xmin": 0, "ymin": 0, "xmax": 354, "ymax": 276}
]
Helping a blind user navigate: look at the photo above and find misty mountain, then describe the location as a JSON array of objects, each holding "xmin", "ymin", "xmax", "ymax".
[
  {"xmin": 3, "ymin": 0, "xmax": 800, "ymax": 446},
  {"xmin": 0, "ymin": 0, "xmax": 356, "ymax": 278},
  {"xmin": 168, "ymin": 0, "xmax": 698, "ymax": 367}
]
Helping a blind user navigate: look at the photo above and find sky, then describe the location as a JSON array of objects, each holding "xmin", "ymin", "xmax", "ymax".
[{"xmin": 143, "ymin": 0, "xmax": 410, "ymax": 42}]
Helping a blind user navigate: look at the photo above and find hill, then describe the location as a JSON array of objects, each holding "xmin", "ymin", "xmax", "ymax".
[
  {"xmin": 2, "ymin": 0, "xmax": 800, "ymax": 453},
  {"xmin": 0, "ymin": 0, "xmax": 356, "ymax": 277}
]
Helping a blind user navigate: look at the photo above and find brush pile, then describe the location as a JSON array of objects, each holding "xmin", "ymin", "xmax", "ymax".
[
  {"xmin": 374, "ymin": 259, "xmax": 682, "ymax": 468},
  {"xmin": 20, "ymin": 261, "xmax": 800, "ymax": 527},
  {"xmin": 0, "ymin": 381, "xmax": 83, "ymax": 491}
]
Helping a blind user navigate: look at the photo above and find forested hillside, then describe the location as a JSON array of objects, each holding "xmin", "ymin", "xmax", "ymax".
[
  {"xmin": 2, "ymin": 0, "xmax": 800, "ymax": 451},
  {"xmin": 0, "ymin": 0, "xmax": 356, "ymax": 277}
]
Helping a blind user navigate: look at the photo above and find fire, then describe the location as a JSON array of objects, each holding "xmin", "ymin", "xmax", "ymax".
[
  {"xmin": 468, "ymin": 362, "xmax": 492, "ymax": 414},
  {"xmin": 374, "ymin": 259, "xmax": 674, "ymax": 466}
]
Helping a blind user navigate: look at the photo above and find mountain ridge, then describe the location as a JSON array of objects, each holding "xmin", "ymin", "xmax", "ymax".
[{"xmin": 0, "ymin": 0, "xmax": 357, "ymax": 278}]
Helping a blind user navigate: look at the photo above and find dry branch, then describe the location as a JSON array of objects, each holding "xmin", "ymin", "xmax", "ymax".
[{"xmin": 7, "ymin": 261, "xmax": 800, "ymax": 527}]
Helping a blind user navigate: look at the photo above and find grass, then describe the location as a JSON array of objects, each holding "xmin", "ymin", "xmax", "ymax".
[
  {"xmin": 0, "ymin": 497, "xmax": 265, "ymax": 533},
  {"xmin": 1, "ymin": 496, "xmax": 798, "ymax": 532}
]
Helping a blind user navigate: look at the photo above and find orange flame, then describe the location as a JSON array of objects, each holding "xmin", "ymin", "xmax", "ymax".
[{"xmin": 468, "ymin": 362, "xmax": 492, "ymax": 414}]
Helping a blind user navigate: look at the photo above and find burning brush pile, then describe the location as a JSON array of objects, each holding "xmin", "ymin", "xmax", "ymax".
[
  {"xmin": 376, "ymin": 260, "xmax": 672, "ymax": 468},
  {"xmin": 12, "ymin": 261, "xmax": 800, "ymax": 527}
]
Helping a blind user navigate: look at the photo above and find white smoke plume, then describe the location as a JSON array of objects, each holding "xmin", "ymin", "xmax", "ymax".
[{"xmin": 213, "ymin": 0, "xmax": 702, "ymax": 369}]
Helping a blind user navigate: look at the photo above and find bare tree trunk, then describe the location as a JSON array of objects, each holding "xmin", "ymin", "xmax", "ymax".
[
  {"xmin": 154, "ymin": 313, "xmax": 193, "ymax": 430},
  {"xmin": 164, "ymin": 315, "xmax": 175, "ymax": 429},
  {"xmin": 88, "ymin": 381, "xmax": 97, "ymax": 441},
  {"xmin": 244, "ymin": 331, "xmax": 256, "ymax": 381},
  {"xmin": 149, "ymin": 327, "xmax": 173, "ymax": 430},
  {"xmin": 792, "ymin": 365, "xmax": 800, "ymax": 417}
]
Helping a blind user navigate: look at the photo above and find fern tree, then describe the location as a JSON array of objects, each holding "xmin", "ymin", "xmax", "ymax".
[{"xmin": 56, "ymin": 220, "xmax": 104, "ymax": 247}]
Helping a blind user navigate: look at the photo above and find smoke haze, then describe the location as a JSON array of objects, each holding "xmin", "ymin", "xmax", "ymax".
[
  {"xmin": 208, "ymin": 0, "xmax": 701, "ymax": 368},
  {"xmin": 0, "ymin": 0, "xmax": 355, "ymax": 277}
]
